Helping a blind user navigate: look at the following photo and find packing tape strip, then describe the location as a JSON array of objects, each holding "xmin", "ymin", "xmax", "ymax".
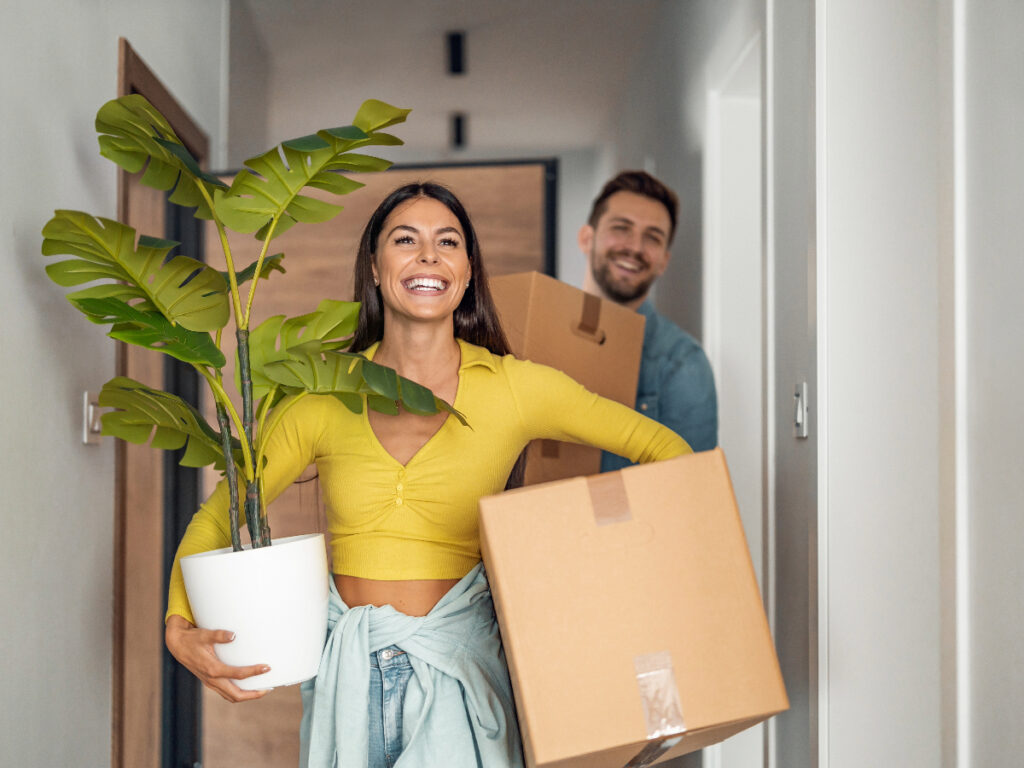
[
  {"xmin": 572, "ymin": 293, "xmax": 607, "ymax": 344},
  {"xmin": 634, "ymin": 651, "xmax": 686, "ymax": 740},
  {"xmin": 586, "ymin": 472, "xmax": 632, "ymax": 526},
  {"xmin": 624, "ymin": 735, "xmax": 685, "ymax": 768}
]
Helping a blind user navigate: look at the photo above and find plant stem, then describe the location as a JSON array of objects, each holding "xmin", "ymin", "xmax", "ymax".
[
  {"xmin": 244, "ymin": 478, "xmax": 264, "ymax": 547},
  {"xmin": 215, "ymin": 402, "xmax": 243, "ymax": 552},
  {"xmin": 201, "ymin": 373, "xmax": 254, "ymax": 481},
  {"xmin": 195, "ymin": 184, "xmax": 247, "ymax": 331},
  {"xmin": 236, "ymin": 329, "xmax": 255, "ymax": 447},
  {"xmin": 255, "ymin": 386, "xmax": 278, "ymax": 442},
  {"xmin": 242, "ymin": 216, "xmax": 280, "ymax": 328},
  {"xmin": 256, "ymin": 391, "xmax": 309, "ymax": 472},
  {"xmin": 257, "ymin": 474, "xmax": 271, "ymax": 546},
  {"xmin": 236, "ymin": 328, "xmax": 270, "ymax": 547}
]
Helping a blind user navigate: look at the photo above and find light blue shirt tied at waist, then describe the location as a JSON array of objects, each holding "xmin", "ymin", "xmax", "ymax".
[{"xmin": 299, "ymin": 563, "xmax": 524, "ymax": 767}]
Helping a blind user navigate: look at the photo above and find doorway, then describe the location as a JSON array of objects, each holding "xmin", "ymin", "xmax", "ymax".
[{"xmin": 702, "ymin": 32, "xmax": 767, "ymax": 768}]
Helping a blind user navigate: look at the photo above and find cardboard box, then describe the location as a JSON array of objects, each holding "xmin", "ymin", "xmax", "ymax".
[
  {"xmin": 478, "ymin": 449, "xmax": 788, "ymax": 768},
  {"xmin": 489, "ymin": 272, "xmax": 645, "ymax": 485}
]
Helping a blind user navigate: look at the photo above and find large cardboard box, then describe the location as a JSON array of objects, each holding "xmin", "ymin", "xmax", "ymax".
[
  {"xmin": 489, "ymin": 271, "xmax": 645, "ymax": 485},
  {"xmin": 478, "ymin": 449, "xmax": 788, "ymax": 767}
]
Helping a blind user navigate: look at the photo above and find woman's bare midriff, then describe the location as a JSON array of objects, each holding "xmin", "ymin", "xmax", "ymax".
[{"xmin": 334, "ymin": 574, "xmax": 461, "ymax": 617}]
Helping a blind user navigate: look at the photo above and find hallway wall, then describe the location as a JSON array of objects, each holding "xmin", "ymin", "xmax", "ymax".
[
  {"xmin": 963, "ymin": 1, "xmax": 1024, "ymax": 763},
  {"xmin": 817, "ymin": 1, "xmax": 945, "ymax": 763},
  {"xmin": 0, "ymin": 3, "xmax": 227, "ymax": 765}
]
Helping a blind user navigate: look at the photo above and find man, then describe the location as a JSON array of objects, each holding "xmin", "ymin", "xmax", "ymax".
[{"xmin": 579, "ymin": 170, "xmax": 718, "ymax": 469}]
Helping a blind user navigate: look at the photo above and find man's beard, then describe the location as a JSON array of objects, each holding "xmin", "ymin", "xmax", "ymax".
[{"xmin": 591, "ymin": 251, "xmax": 654, "ymax": 304}]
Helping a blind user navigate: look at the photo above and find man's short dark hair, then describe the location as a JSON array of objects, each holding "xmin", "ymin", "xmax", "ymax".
[{"xmin": 586, "ymin": 170, "xmax": 679, "ymax": 244}]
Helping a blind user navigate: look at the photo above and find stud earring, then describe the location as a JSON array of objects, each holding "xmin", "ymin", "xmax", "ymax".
[{"xmin": 373, "ymin": 277, "xmax": 380, "ymax": 286}]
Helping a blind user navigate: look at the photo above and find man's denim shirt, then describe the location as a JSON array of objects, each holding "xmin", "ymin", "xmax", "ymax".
[{"xmin": 601, "ymin": 300, "xmax": 718, "ymax": 472}]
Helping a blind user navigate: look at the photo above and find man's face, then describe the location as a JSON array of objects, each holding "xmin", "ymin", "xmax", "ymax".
[{"xmin": 580, "ymin": 191, "xmax": 672, "ymax": 306}]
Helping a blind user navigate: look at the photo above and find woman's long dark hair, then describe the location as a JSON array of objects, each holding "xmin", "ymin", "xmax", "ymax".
[{"xmin": 348, "ymin": 181, "xmax": 525, "ymax": 488}]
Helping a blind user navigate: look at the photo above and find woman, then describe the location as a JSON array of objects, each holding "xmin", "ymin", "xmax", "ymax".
[{"xmin": 165, "ymin": 182, "xmax": 691, "ymax": 768}]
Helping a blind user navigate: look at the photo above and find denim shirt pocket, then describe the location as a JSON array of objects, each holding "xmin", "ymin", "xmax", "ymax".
[{"xmin": 636, "ymin": 393, "xmax": 660, "ymax": 423}]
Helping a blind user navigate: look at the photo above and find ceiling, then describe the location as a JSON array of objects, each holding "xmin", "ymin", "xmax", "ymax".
[{"xmin": 239, "ymin": 0, "xmax": 662, "ymax": 157}]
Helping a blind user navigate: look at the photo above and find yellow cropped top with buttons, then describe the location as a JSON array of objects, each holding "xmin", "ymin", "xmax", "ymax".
[{"xmin": 166, "ymin": 339, "xmax": 691, "ymax": 624}]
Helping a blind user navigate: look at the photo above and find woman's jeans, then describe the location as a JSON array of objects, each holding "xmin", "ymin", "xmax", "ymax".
[{"xmin": 367, "ymin": 645, "xmax": 413, "ymax": 768}]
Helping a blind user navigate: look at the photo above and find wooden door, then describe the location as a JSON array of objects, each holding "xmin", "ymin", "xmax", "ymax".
[{"xmin": 199, "ymin": 161, "xmax": 554, "ymax": 767}]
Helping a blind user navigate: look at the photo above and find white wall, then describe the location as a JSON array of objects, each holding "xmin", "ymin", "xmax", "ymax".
[
  {"xmin": 227, "ymin": 0, "xmax": 270, "ymax": 168},
  {"xmin": 818, "ymin": 1, "xmax": 943, "ymax": 764},
  {"xmin": 964, "ymin": 1, "xmax": 1024, "ymax": 764},
  {"xmin": 0, "ymin": 2, "xmax": 227, "ymax": 765}
]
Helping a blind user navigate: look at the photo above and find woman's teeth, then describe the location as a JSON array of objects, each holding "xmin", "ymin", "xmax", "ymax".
[{"xmin": 403, "ymin": 277, "xmax": 447, "ymax": 291}]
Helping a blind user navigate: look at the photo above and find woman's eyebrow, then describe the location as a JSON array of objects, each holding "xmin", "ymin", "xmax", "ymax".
[{"xmin": 385, "ymin": 224, "xmax": 419, "ymax": 238}]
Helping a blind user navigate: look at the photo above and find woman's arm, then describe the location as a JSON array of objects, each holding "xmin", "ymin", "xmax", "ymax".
[{"xmin": 506, "ymin": 358, "xmax": 692, "ymax": 462}]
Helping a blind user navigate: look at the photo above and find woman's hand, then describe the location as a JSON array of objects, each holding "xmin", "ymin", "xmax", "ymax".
[{"xmin": 165, "ymin": 614, "xmax": 271, "ymax": 702}]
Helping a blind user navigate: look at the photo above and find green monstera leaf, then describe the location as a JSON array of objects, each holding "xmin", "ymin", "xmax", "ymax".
[
  {"xmin": 263, "ymin": 351, "xmax": 468, "ymax": 425},
  {"xmin": 95, "ymin": 94, "xmax": 227, "ymax": 219},
  {"xmin": 74, "ymin": 297, "xmax": 225, "ymax": 368},
  {"xmin": 99, "ymin": 377, "xmax": 234, "ymax": 469},
  {"xmin": 245, "ymin": 299, "xmax": 361, "ymax": 402},
  {"xmin": 224, "ymin": 253, "xmax": 285, "ymax": 287},
  {"xmin": 214, "ymin": 99, "xmax": 410, "ymax": 241},
  {"xmin": 41, "ymin": 210, "xmax": 229, "ymax": 332}
]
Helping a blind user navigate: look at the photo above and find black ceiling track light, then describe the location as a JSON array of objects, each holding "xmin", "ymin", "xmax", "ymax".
[
  {"xmin": 450, "ymin": 112, "xmax": 466, "ymax": 150},
  {"xmin": 446, "ymin": 30, "xmax": 466, "ymax": 75}
]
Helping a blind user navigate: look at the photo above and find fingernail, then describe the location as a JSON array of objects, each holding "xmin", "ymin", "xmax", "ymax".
[
  {"xmin": 228, "ymin": 632, "xmax": 236, "ymax": 641},
  {"xmin": 261, "ymin": 666, "xmax": 271, "ymax": 673}
]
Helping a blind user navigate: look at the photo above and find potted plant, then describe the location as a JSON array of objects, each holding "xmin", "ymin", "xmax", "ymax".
[{"xmin": 41, "ymin": 94, "xmax": 464, "ymax": 688}]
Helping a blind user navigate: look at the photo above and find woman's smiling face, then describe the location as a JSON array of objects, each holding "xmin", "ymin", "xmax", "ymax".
[{"xmin": 372, "ymin": 196, "xmax": 472, "ymax": 326}]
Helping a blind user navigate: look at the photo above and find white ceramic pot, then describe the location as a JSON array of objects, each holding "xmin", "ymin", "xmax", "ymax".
[{"xmin": 180, "ymin": 532, "xmax": 328, "ymax": 690}]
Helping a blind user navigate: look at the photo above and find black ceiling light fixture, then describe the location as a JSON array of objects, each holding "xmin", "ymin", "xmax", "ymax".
[
  {"xmin": 450, "ymin": 112, "xmax": 466, "ymax": 150},
  {"xmin": 446, "ymin": 30, "xmax": 466, "ymax": 75}
]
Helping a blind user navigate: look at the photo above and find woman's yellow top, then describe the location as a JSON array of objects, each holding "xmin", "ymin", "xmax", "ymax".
[{"xmin": 166, "ymin": 339, "xmax": 691, "ymax": 624}]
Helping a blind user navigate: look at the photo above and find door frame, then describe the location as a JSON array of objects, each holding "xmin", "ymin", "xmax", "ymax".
[
  {"xmin": 112, "ymin": 37, "xmax": 209, "ymax": 768},
  {"xmin": 702, "ymin": 31, "xmax": 772, "ymax": 768}
]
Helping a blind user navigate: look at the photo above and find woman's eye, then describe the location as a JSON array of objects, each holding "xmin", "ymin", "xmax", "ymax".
[
  {"xmin": 394, "ymin": 235, "xmax": 414, "ymax": 245},
  {"xmin": 439, "ymin": 238, "xmax": 461, "ymax": 247}
]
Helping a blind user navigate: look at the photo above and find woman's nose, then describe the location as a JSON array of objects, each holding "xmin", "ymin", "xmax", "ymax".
[{"xmin": 418, "ymin": 244, "xmax": 439, "ymax": 263}]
